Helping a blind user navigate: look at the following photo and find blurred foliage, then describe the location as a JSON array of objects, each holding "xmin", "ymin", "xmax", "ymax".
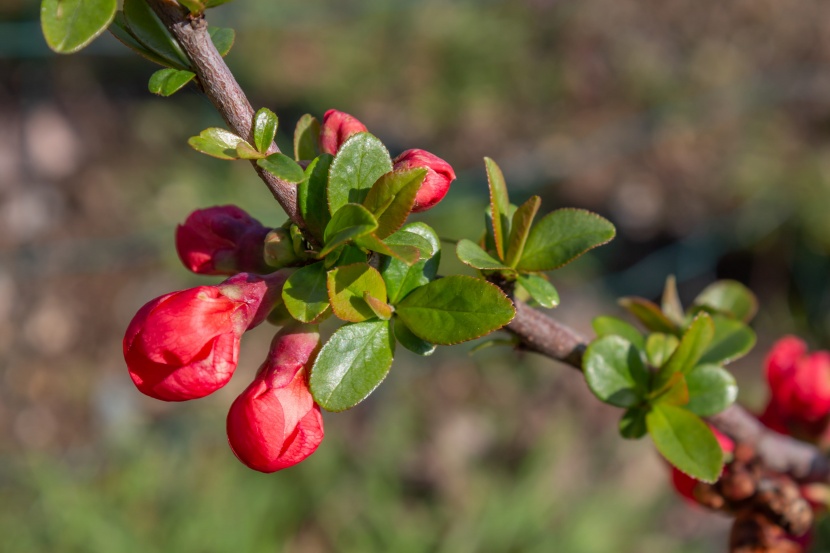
[{"xmin": 3, "ymin": 0, "xmax": 830, "ymax": 550}]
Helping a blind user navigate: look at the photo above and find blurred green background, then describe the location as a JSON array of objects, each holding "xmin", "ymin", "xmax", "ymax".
[{"xmin": 3, "ymin": 0, "xmax": 830, "ymax": 551}]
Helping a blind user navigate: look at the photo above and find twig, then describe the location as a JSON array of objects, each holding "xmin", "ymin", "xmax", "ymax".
[{"xmin": 145, "ymin": 0, "xmax": 829, "ymax": 486}]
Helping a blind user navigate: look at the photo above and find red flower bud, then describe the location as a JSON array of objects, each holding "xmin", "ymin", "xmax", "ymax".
[
  {"xmin": 124, "ymin": 272, "xmax": 287, "ymax": 401},
  {"xmin": 764, "ymin": 336, "xmax": 830, "ymax": 426},
  {"xmin": 392, "ymin": 149, "xmax": 456, "ymax": 212},
  {"xmin": 319, "ymin": 109, "xmax": 368, "ymax": 156},
  {"xmin": 227, "ymin": 324, "xmax": 324, "ymax": 473},
  {"xmin": 175, "ymin": 205, "xmax": 271, "ymax": 276}
]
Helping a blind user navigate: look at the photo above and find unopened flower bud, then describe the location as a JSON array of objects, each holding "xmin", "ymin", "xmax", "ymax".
[
  {"xmin": 263, "ymin": 227, "xmax": 301, "ymax": 268},
  {"xmin": 319, "ymin": 109, "xmax": 368, "ymax": 156},
  {"xmin": 176, "ymin": 205, "xmax": 270, "ymax": 275},
  {"xmin": 123, "ymin": 272, "xmax": 288, "ymax": 401},
  {"xmin": 227, "ymin": 324, "xmax": 324, "ymax": 472},
  {"xmin": 392, "ymin": 149, "xmax": 456, "ymax": 212},
  {"xmin": 764, "ymin": 336, "xmax": 830, "ymax": 429}
]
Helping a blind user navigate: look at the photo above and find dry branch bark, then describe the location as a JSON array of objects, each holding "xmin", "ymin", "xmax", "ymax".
[{"xmin": 147, "ymin": 0, "xmax": 830, "ymax": 485}]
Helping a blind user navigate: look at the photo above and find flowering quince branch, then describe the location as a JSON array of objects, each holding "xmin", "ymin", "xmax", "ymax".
[{"xmin": 38, "ymin": 0, "xmax": 830, "ymax": 549}]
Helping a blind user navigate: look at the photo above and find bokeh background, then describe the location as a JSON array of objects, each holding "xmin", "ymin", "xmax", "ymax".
[{"xmin": 3, "ymin": 0, "xmax": 830, "ymax": 551}]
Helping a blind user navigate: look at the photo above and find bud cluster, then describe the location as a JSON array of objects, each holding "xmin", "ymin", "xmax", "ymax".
[{"xmin": 668, "ymin": 337, "xmax": 830, "ymax": 552}]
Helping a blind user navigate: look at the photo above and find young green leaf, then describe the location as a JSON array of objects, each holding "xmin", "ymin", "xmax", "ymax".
[
  {"xmin": 110, "ymin": 12, "xmax": 173, "ymax": 67},
  {"xmin": 685, "ymin": 364, "xmax": 738, "ymax": 417},
  {"xmin": 282, "ymin": 261, "xmax": 330, "ymax": 323},
  {"xmin": 583, "ymin": 335, "xmax": 649, "ymax": 408},
  {"xmin": 698, "ymin": 315, "xmax": 756, "ymax": 366},
  {"xmin": 297, "ymin": 154, "xmax": 333, "ymax": 244},
  {"xmin": 383, "ymin": 226, "xmax": 436, "ymax": 258},
  {"xmin": 661, "ymin": 275, "xmax": 685, "ymax": 327},
  {"xmin": 258, "ymin": 153, "xmax": 305, "ymax": 183},
  {"xmin": 619, "ymin": 407, "xmax": 648, "ymax": 440},
  {"xmin": 381, "ymin": 223, "xmax": 441, "ymax": 304},
  {"xmin": 148, "ymin": 68, "xmax": 195, "ymax": 97},
  {"xmin": 515, "ymin": 209, "xmax": 616, "ymax": 272},
  {"xmin": 646, "ymin": 404, "xmax": 723, "ymax": 483},
  {"xmin": 236, "ymin": 142, "xmax": 264, "ymax": 160},
  {"xmin": 310, "ymin": 320, "xmax": 395, "ymax": 412},
  {"xmin": 253, "ymin": 108, "xmax": 278, "ymax": 154},
  {"xmin": 592, "ymin": 316, "xmax": 645, "ymax": 351},
  {"xmin": 661, "ymin": 313, "xmax": 715, "ymax": 376},
  {"xmin": 362, "ymin": 168, "xmax": 425, "ymax": 238},
  {"xmin": 364, "ymin": 293, "xmax": 393, "ymax": 321},
  {"xmin": 208, "ymin": 27, "xmax": 235, "ymax": 56},
  {"xmin": 694, "ymin": 280, "xmax": 758, "ymax": 323},
  {"xmin": 645, "ymin": 333, "xmax": 680, "ymax": 368},
  {"xmin": 393, "ymin": 318, "xmax": 436, "ymax": 356},
  {"xmin": 355, "ymin": 234, "xmax": 420, "ymax": 266},
  {"xmin": 41, "ymin": 0, "xmax": 117, "ymax": 54},
  {"xmin": 187, "ymin": 128, "xmax": 246, "ymax": 160},
  {"xmin": 456, "ymin": 239, "xmax": 514, "ymax": 271},
  {"xmin": 326, "ymin": 263, "xmax": 387, "ymax": 323},
  {"xmin": 618, "ymin": 297, "xmax": 678, "ymax": 335},
  {"xmin": 321, "ymin": 204, "xmax": 378, "ymax": 257},
  {"xmin": 294, "ymin": 114, "xmax": 321, "ymax": 161},
  {"xmin": 328, "ymin": 132, "xmax": 393, "ymax": 214},
  {"xmin": 395, "ymin": 276, "xmax": 515, "ymax": 345},
  {"xmin": 505, "ymin": 196, "xmax": 541, "ymax": 268},
  {"xmin": 123, "ymin": 0, "xmax": 189, "ymax": 69},
  {"xmin": 516, "ymin": 273, "xmax": 559, "ymax": 309},
  {"xmin": 653, "ymin": 373, "xmax": 690, "ymax": 407},
  {"xmin": 484, "ymin": 157, "xmax": 511, "ymax": 260}
]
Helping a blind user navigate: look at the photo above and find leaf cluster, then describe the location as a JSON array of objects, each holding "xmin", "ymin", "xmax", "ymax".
[{"xmin": 584, "ymin": 277, "xmax": 758, "ymax": 482}]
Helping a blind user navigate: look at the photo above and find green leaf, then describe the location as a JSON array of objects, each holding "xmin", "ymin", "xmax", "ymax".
[
  {"xmin": 381, "ymin": 223, "xmax": 441, "ymax": 304},
  {"xmin": 505, "ymin": 196, "xmax": 541, "ymax": 268},
  {"xmin": 41, "ymin": 0, "xmax": 117, "ymax": 54},
  {"xmin": 485, "ymin": 157, "xmax": 511, "ymax": 260},
  {"xmin": 253, "ymin": 108, "xmax": 278, "ymax": 154},
  {"xmin": 208, "ymin": 26, "xmax": 234, "ymax": 56},
  {"xmin": 661, "ymin": 275, "xmax": 685, "ymax": 327},
  {"xmin": 310, "ymin": 320, "xmax": 395, "ymax": 412},
  {"xmin": 395, "ymin": 276, "xmax": 515, "ymax": 345},
  {"xmin": 180, "ymin": 0, "xmax": 236, "ymax": 14},
  {"xmin": 686, "ymin": 364, "xmax": 738, "ymax": 417},
  {"xmin": 110, "ymin": 12, "xmax": 173, "ymax": 66},
  {"xmin": 516, "ymin": 273, "xmax": 559, "ymax": 309},
  {"xmin": 328, "ymin": 132, "xmax": 393, "ymax": 215},
  {"xmin": 258, "ymin": 152, "xmax": 305, "ymax": 184},
  {"xmin": 362, "ymin": 169, "xmax": 425, "ymax": 238},
  {"xmin": 294, "ymin": 114, "xmax": 321, "ymax": 161},
  {"xmin": 592, "ymin": 316, "xmax": 645, "ymax": 351},
  {"xmin": 321, "ymin": 204, "xmax": 378, "ymax": 257},
  {"xmin": 583, "ymin": 335, "xmax": 649, "ymax": 408},
  {"xmin": 364, "ymin": 293, "xmax": 393, "ymax": 321},
  {"xmin": 327, "ymin": 263, "xmax": 387, "ymax": 323},
  {"xmin": 148, "ymin": 68, "xmax": 195, "ymax": 97},
  {"xmin": 334, "ymin": 245, "xmax": 367, "ymax": 266},
  {"xmin": 618, "ymin": 297, "xmax": 678, "ymax": 335},
  {"xmin": 282, "ymin": 261, "xmax": 330, "ymax": 323},
  {"xmin": 187, "ymin": 128, "xmax": 245, "ymax": 160},
  {"xmin": 123, "ymin": 0, "xmax": 189, "ymax": 69},
  {"xmin": 645, "ymin": 333, "xmax": 679, "ymax": 368},
  {"xmin": 236, "ymin": 142, "xmax": 264, "ymax": 160},
  {"xmin": 619, "ymin": 408, "xmax": 648, "ymax": 440},
  {"xmin": 698, "ymin": 315, "xmax": 756, "ymax": 366},
  {"xmin": 393, "ymin": 318, "xmax": 436, "ymax": 356},
  {"xmin": 355, "ymin": 234, "xmax": 420, "ymax": 266},
  {"xmin": 653, "ymin": 373, "xmax": 690, "ymax": 407},
  {"xmin": 297, "ymin": 154, "xmax": 333, "ymax": 244},
  {"xmin": 383, "ymin": 226, "xmax": 436, "ymax": 258},
  {"xmin": 693, "ymin": 280, "xmax": 758, "ymax": 323},
  {"xmin": 516, "ymin": 209, "xmax": 616, "ymax": 272},
  {"xmin": 661, "ymin": 313, "xmax": 715, "ymax": 376},
  {"xmin": 456, "ymin": 239, "xmax": 514, "ymax": 271},
  {"xmin": 646, "ymin": 404, "xmax": 723, "ymax": 483}
]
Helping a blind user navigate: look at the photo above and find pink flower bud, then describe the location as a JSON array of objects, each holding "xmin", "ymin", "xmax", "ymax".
[
  {"xmin": 227, "ymin": 324, "xmax": 324, "ymax": 473},
  {"xmin": 392, "ymin": 149, "xmax": 456, "ymax": 212},
  {"xmin": 175, "ymin": 205, "xmax": 271, "ymax": 276},
  {"xmin": 319, "ymin": 109, "xmax": 368, "ymax": 156},
  {"xmin": 124, "ymin": 272, "xmax": 288, "ymax": 401},
  {"xmin": 764, "ymin": 336, "xmax": 830, "ymax": 427}
]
